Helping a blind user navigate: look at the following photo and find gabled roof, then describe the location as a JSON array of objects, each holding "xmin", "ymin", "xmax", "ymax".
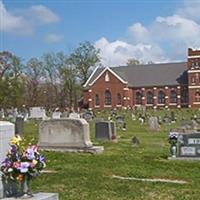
[{"xmin": 84, "ymin": 62, "xmax": 188, "ymax": 88}]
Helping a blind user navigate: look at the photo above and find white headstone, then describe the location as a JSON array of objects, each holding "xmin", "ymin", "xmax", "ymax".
[
  {"xmin": 69, "ymin": 112, "xmax": 80, "ymax": 119},
  {"xmin": 0, "ymin": 121, "xmax": 15, "ymax": 198},
  {"xmin": 52, "ymin": 112, "xmax": 61, "ymax": 119},
  {"xmin": 39, "ymin": 118, "xmax": 103, "ymax": 154},
  {"xmin": 29, "ymin": 107, "xmax": 47, "ymax": 120}
]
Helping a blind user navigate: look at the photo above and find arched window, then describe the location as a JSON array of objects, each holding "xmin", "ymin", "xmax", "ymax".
[
  {"xmin": 105, "ymin": 90, "xmax": 112, "ymax": 105},
  {"xmin": 95, "ymin": 94, "xmax": 100, "ymax": 106},
  {"xmin": 117, "ymin": 93, "xmax": 122, "ymax": 105},
  {"xmin": 181, "ymin": 87, "xmax": 188, "ymax": 103},
  {"xmin": 158, "ymin": 91, "xmax": 165, "ymax": 104},
  {"xmin": 136, "ymin": 92, "xmax": 142, "ymax": 105},
  {"xmin": 195, "ymin": 92, "xmax": 200, "ymax": 102},
  {"xmin": 170, "ymin": 90, "xmax": 177, "ymax": 103},
  {"xmin": 147, "ymin": 91, "xmax": 153, "ymax": 104}
]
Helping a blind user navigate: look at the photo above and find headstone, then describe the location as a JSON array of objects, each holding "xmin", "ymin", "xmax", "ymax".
[
  {"xmin": 132, "ymin": 136, "xmax": 140, "ymax": 146},
  {"xmin": 181, "ymin": 120, "xmax": 198, "ymax": 130},
  {"xmin": 3, "ymin": 192, "xmax": 59, "ymax": 200},
  {"xmin": 177, "ymin": 132, "xmax": 200, "ymax": 158},
  {"xmin": 0, "ymin": 121, "xmax": 15, "ymax": 198},
  {"xmin": 95, "ymin": 121, "xmax": 117, "ymax": 140},
  {"xmin": 29, "ymin": 107, "xmax": 47, "ymax": 120},
  {"xmin": 170, "ymin": 111, "xmax": 176, "ymax": 123},
  {"xmin": 52, "ymin": 112, "xmax": 61, "ymax": 119},
  {"xmin": 60, "ymin": 111, "xmax": 69, "ymax": 118},
  {"xmin": 69, "ymin": 112, "xmax": 80, "ymax": 119},
  {"xmin": 39, "ymin": 118, "xmax": 103, "ymax": 154},
  {"xmin": 15, "ymin": 115, "xmax": 24, "ymax": 136},
  {"xmin": 148, "ymin": 117, "xmax": 160, "ymax": 131}
]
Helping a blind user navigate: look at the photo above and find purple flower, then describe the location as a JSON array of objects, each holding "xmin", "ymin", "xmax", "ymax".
[
  {"xmin": 17, "ymin": 162, "xmax": 30, "ymax": 173},
  {"xmin": 2, "ymin": 158, "xmax": 12, "ymax": 168}
]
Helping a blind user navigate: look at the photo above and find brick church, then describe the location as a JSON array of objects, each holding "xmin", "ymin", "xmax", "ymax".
[{"xmin": 83, "ymin": 48, "xmax": 200, "ymax": 110}]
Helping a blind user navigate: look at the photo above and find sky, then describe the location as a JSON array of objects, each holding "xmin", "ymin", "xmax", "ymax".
[{"xmin": 0, "ymin": 0, "xmax": 200, "ymax": 66}]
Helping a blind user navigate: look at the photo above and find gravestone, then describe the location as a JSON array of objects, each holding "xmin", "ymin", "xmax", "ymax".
[
  {"xmin": 52, "ymin": 112, "xmax": 61, "ymax": 119},
  {"xmin": 132, "ymin": 136, "xmax": 140, "ymax": 146},
  {"xmin": 181, "ymin": 120, "xmax": 198, "ymax": 130},
  {"xmin": 60, "ymin": 111, "xmax": 69, "ymax": 118},
  {"xmin": 39, "ymin": 118, "xmax": 103, "ymax": 154},
  {"xmin": 148, "ymin": 117, "xmax": 160, "ymax": 131},
  {"xmin": 29, "ymin": 107, "xmax": 47, "ymax": 120},
  {"xmin": 95, "ymin": 121, "xmax": 117, "ymax": 140},
  {"xmin": 15, "ymin": 115, "xmax": 24, "ymax": 136},
  {"xmin": 0, "ymin": 121, "xmax": 15, "ymax": 198},
  {"xmin": 69, "ymin": 112, "xmax": 80, "ymax": 119},
  {"xmin": 170, "ymin": 111, "xmax": 176, "ymax": 123},
  {"xmin": 177, "ymin": 133, "xmax": 200, "ymax": 158}
]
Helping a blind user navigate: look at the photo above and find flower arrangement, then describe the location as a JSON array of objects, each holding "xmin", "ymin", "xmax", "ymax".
[
  {"xmin": 169, "ymin": 131, "xmax": 178, "ymax": 146},
  {"xmin": 1, "ymin": 135, "xmax": 46, "ymax": 196}
]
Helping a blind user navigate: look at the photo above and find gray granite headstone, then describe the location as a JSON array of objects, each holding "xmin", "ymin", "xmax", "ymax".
[
  {"xmin": 177, "ymin": 133, "xmax": 200, "ymax": 157},
  {"xmin": 95, "ymin": 121, "xmax": 116, "ymax": 140},
  {"xmin": 0, "ymin": 121, "xmax": 15, "ymax": 199},
  {"xmin": 148, "ymin": 117, "xmax": 160, "ymax": 131},
  {"xmin": 15, "ymin": 116, "xmax": 24, "ymax": 136}
]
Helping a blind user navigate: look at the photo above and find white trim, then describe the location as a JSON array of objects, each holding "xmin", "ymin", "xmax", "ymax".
[
  {"xmin": 83, "ymin": 66, "xmax": 99, "ymax": 87},
  {"xmin": 146, "ymin": 104, "xmax": 153, "ymax": 106},
  {"xmin": 165, "ymin": 105, "xmax": 168, "ymax": 108},
  {"xmin": 188, "ymin": 70, "xmax": 200, "ymax": 73},
  {"xmin": 123, "ymin": 87, "xmax": 129, "ymax": 90},
  {"xmin": 142, "ymin": 88, "xmax": 145, "ymax": 90},
  {"xmin": 142, "ymin": 97, "xmax": 145, "ymax": 100},
  {"xmin": 189, "ymin": 86, "xmax": 200, "ymax": 89},
  {"xmin": 177, "ymin": 95, "xmax": 181, "ymax": 98},
  {"xmin": 153, "ymin": 87, "xmax": 157, "ymax": 90},
  {"xmin": 193, "ymin": 102, "xmax": 200, "ymax": 105},
  {"xmin": 177, "ymin": 86, "xmax": 180, "ymax": 89},
  {"xmin": 153, "ymin": 96, "xmax": 157, "ymax": 99},
  {"xmin": 127, "ymin": 97, "xmax": 130, "ymax": 100},
  {"xmin": 88, "ymin": 67, "xmax": 127, "ymax": 86},
  {"xmin": 165, "ymin": 86, "xmax": 168, "ymax": 89},
  {"xmin": 116, "ymin": 104, "xmax": 122, "ymax": 107},
  {"xmin": 135, "ymin": 104, "xmax": 142, "ymax": 107},
  {"xmin": 94, "ymin": 105, "xmax": 100, "ymax": 108},
  {"xmin": 188, "ymin": 105, "xmax": 191, "ymax": 108},
  {"xmin": 104, "ymin": 105, "xmax": 112, "ymax": 107},
  {"xmin": 188, "ymin": 55, "xmax": 200, "ymax": 59},
  {"xmin": 88, "ymin": 98, "xmax": 92, "ymax": 102},
  {"xmin": 123, "ymin": 97, "xmax": 127, "ymax": 100},
  {"xmin": 169, "ymin": 103, "xmax": 177, "ymax": 105},
  {"xmin": 157, "ymin": 104, "xmax": 165, "ymax": 106},
  {"xmin": 177, "ymin": 105, "xmax": 181, "ymax": 108},
  {"xmin": 165, "ymin": 96, "xmax": 168, "ymax": 99},
  {"xmin": 89, "ymin": 89, "xmax": 92, "ymax": 92}
]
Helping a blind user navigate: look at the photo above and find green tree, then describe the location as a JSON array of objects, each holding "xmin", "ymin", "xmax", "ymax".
[
  {"xmin": 68, "ymin": 41, "xmax": 100, "ymax": 85},
  {"xmin": 127, "ymin": 58, "xmax": 141, "ymax": 66}
]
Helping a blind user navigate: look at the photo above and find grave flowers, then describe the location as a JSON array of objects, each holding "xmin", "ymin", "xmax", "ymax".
[
  {"xmin": 1, "ymin": 135, "xmax": 47, "ymax": 198},
  {"xmin": 169, "ymin": 131, "xmax": 178, "ymax": 157}
]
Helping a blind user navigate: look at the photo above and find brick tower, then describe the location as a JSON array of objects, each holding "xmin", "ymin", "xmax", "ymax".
[{"xmin": 188, "ymin": 48, "xmax": 200, "ymax": 107}]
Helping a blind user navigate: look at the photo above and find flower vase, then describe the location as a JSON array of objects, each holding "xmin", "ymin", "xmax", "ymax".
[
  {"xmin": 21, "ymin": 175, "xmax": 33, "ymax": 198},
  {"xmin": 171, "ymin": 145, "xmax": 177, "ymax": 158}
]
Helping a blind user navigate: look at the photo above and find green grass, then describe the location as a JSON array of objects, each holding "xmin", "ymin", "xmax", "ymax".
[{"xmin": 24, "ymin": 109, "xmax": 200, "ymax": 200}]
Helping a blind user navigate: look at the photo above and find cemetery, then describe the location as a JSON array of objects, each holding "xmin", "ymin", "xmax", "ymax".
[{"xmin": 1, "ymin": 108, "xmax": 200, "ymax": 199}]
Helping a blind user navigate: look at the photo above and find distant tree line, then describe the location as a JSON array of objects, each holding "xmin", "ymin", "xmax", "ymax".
[{"xmin": 0, "ymin": 41, "xmax": 100, "ymax": 110}]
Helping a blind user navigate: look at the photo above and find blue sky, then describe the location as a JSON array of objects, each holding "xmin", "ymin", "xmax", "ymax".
[{"xmin": 1, "ymin": 0, "xmax": 200, "ymax": 66}]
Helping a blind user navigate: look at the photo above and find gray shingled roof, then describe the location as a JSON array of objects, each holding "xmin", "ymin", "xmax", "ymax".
[{"xmin": 85, "ymin": 62, "xmax": 188, "ymax": 88}]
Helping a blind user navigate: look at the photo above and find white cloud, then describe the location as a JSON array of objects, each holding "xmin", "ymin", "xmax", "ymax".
[
  {"xmin": 30, "ymin": 5, "xmax": 59, "ymax": 24},
  {"xmin": 44, "ymin": 33, "xmax": 63, "ymax": 43},
  {"xmin": 0, "ymin": 1, "xmax": 33, "ymax": 34},
  {"xmin": 177, "ymin": 0, "xmax": 200, "ymax": 22},
  {"xmin": 95, "ymin": 37, "xmax": 167, "ymax": 66},
  {"xmin": 95, "ymin": 0, "xmax": 200, "ymax": 66},
  {"xmin": 0, "ymin": 1, "xmax": 60, "ymax": 35}
]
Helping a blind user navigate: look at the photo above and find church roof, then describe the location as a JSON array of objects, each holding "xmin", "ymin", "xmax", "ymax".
[{"xmin": 84, "ymin": 62, "xmax": 188, "ymax": 88}]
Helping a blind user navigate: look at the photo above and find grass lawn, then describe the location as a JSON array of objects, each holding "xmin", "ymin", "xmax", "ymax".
[{"xmin": 24, "ymin": 109, "xmax": 200, "ymax": 200}]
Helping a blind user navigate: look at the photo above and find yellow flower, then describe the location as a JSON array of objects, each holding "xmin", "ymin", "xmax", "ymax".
[
  {"xmin": 32, "ymin": 160, "xmax": 38, "ymax": 165},
  {"xmin": 11, "ymin": 135, "xmax": 22, "ymax": 145}
]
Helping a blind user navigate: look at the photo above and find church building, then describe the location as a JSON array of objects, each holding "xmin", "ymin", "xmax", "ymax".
[{"xmin": 83, "ymin": 48, "xmax": 200, "ymax": 110}]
